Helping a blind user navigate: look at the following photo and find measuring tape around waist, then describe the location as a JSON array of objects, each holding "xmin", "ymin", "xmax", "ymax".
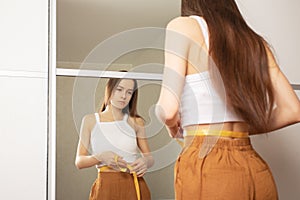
[{"xmin": 98, "ymin": 156, "xmax": 140, "ymax": 200}]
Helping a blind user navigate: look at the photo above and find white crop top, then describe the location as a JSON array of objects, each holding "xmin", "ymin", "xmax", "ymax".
[
  {"xmin": 90, "ymin": 113, "xmax": 139, "ymax": 167},
  {"xmin": 180, "ymin": 16, "xmax": 244, "ymax": 128}
]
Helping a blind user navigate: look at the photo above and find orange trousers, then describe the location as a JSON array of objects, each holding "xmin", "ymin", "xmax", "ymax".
[
  {"xmin": 89, "ymin": 172, "xmax": 151, "ymax": 200},
  {"xmin": 175, "ymin": 136, "xmax": 278, "ymax": 200}
]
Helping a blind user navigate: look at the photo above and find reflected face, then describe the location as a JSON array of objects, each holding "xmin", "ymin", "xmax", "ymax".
[{"xmin": 110, "ymin": 79, "xmax": 135, "ymax": 110}]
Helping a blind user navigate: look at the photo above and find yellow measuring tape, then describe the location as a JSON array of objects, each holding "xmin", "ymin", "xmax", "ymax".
[
  {"xmin": 175, "ymin": 129, "xmax": 249, "ymax": 148},
  {"xmin": 99, "ymin": 156, "xmax": 140, "ymax": 200},
  {"xmin": 114, "ymin": 155, "xmax": 140, "ymax": 200},
  {"xmin": 98, "ymin": 156, "xmax": 141, "ymax": 200},
  {"xmin": 125, "ymin": 165, "xmax": 140, "ymax": 200},
  {"xmin": 114, "ymin": 155, "xmax": 141, "ymax": 200},
  {"xmin": 185, "ymin": 129, "xmax": 249, "ymax": 138}
]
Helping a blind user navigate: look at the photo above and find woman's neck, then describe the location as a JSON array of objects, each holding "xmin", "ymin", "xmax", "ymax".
[{"xmin": 102, "ymin": 105, "xmax": 124, "ymax": 121}]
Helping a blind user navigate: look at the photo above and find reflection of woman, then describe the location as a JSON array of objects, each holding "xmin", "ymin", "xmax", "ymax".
[
  {"xmin": 75, "ymin": 74, "xmax": 154, "ymax": 200},
  {"xmin": 156, "ymin": 0, "xmax": 300, "ymax": 199}
]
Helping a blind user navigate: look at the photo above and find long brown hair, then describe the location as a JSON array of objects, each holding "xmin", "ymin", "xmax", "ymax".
[
  {"xmin": 100, "ymin": 70, "xmax": 141, "ymax": 119},
  {"xmin": 182, "ymin": 0, "xmax": 274, "ymax": 133}
]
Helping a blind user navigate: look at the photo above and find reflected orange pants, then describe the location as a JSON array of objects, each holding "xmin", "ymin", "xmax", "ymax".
[
  {"xmin": 175, "ymin": 136, "xmax": 278, "ymax": 200},
  {"xmin": 89, "ymin": 172, "xmax": 151, "ymax": 200}
]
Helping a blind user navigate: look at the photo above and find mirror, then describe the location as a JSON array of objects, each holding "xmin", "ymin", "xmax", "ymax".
[{"xmin": 56, "ymin": 0, "xmax": 181, "ymax": 199}]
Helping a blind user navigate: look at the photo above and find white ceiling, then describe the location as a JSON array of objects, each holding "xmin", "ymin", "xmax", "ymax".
[{"xmin": 57, "ymin": 0, "xmax": 181, "ymax": 62}]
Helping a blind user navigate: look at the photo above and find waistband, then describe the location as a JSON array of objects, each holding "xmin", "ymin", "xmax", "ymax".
[
  {"xmin": 98, "ymin": 165, "xmax": 140, "ymax": 200},
  {"xmin": 185, "ymin": 129, "xmax": 249, "ymax": 138},
  {"xmin": 183, "ymin": 136, "xmax": 252, "ymax": 153},
  {"xmin": 177, "ymin": 130, "xmax": 252, "ymax": 151}
]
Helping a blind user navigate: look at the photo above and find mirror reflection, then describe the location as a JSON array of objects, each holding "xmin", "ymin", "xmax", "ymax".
[
  {"xmin": 56, "ymin": 75, "xmax": 179, "ymax": 199},
  {"xmin": 57, "ymin": 1, "xmax": 181, "ymax": 199}
]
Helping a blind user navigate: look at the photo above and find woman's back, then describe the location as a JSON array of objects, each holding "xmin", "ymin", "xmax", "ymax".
[
  {"xmin": 161, "ymin": 15, "xmax": 300, "ymax": 135},
  {"xmin": 168, "ymin": 16, "xmax": 249, "ymax": 134}
]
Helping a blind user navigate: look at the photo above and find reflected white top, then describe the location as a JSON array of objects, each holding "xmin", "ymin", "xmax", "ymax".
[
  {"xmin": 180, "ymin": 16, "xmax": 243, "ymax": 128},
  {"xmin": 90, "ymin": 113, "xmax": 138, "ymax": 167}
]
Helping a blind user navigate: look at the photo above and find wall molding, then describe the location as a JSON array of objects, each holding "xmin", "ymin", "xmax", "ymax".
[
  {"xmin": 56, "ymin": 67, "xmax": 300, "ymax": 90},
  {"xmin": 56, "ymin": 68, "xmax": 163, "ymax": 81},
  {"xmin": 0, "ymin": 69, "xmax": 47, "ymax": 79},
  {"xmin": 292, "ymin": 84, "xmax": 300, "ymax": 91}
]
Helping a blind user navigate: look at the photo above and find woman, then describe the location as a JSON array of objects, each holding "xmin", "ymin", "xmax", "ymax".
[
  {"xmin": 156, "ymin": 0, "xmax": 300, "ymax": 199},
  {"xmin": 75, "ymin": 73, "xmax": 154, "ymax": 200}
]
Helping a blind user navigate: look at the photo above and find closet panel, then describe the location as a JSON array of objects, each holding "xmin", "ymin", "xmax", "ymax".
[{"xmin": 0, "ymin": 77, "xmax": 47, "ymax": 199}]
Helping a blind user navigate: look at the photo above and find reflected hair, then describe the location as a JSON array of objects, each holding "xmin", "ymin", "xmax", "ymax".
[
  {"xmin": 181, "ymin": 0, "xmax": 275, "ymax": 133},
  {"xmin": 100, "ymin": 70, "xmax": 141, "ymax": 119}
]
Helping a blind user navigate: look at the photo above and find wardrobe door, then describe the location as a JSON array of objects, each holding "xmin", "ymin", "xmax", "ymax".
[
  {"xmin": 0, "ymin": 77, "xmax": 48, "ymax": 199},
  {"xmin": 0, "ymin": 0, "xmax": 49, "ymax": 199}
]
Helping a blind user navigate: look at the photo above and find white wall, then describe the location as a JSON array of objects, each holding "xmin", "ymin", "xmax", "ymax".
[
  {"xmin": 237, "ymin": 0, "xmax": 300, "ymax": 84},
  {"xmin": 237, "ymin": 0, "xmax": 300, "ymax": 199},
  {"xmin": 0, "ymin": 0, "xmax": 49, "ymax": 199}
]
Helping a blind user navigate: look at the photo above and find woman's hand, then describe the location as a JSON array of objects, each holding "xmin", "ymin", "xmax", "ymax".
[
  {"xmin": 95, "ymin": 151, "xmax": 127, "ymax": 169},
  {"xmin": 166, "ymin": 118, "xmax": 183, "ymax": 138},
  {"xmin": 131, "ymin": 157, "xmax": 149, "ymax": 177}
]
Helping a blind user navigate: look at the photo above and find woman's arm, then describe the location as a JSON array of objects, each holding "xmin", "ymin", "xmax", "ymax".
[
  {"xmin": 265, "ymin": 47, "xmax": 300, "ymax": 132},
  {"xmin": 155, "ymin": 17, "xmax": 191, "ymax": 137},
  {"xmin": 75, "ymin": 114, "xmax": 100, "ymax": 169},
  {"xmin": 130, "ymin": 117, "xmax": 154, "ymax": 177}
]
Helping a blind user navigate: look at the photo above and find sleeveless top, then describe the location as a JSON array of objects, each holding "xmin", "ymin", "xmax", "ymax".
[
  {"xmin": 180, "ymin": 15, "xmax": 244, "ymax": 128},
  {"xmin": 90, "ymin": 113, "xmax": 139, "ymax": 167}
]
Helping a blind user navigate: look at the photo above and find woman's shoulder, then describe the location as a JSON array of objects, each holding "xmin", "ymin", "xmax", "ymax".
[
  {"xmin": 127, "ymin": 115, "xmax": 144, "ymax": 124},
  {"xmin": 264, "ymin": 43, "xmax": 279, "ymax": 69},
  {"xmin": 167, "ymin": 16, "xmax": 196, "ymax": 30},
  {"xmin": 127, "ymin": 115, "xmax": 145, "ymax": 132},
  {"xmin": 82, "ymin": 113, "xmax": 97, "ymax": 129},
  {"xmin": 166, "ymin": 16, "xmax": 205, "ymax": 40}
]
